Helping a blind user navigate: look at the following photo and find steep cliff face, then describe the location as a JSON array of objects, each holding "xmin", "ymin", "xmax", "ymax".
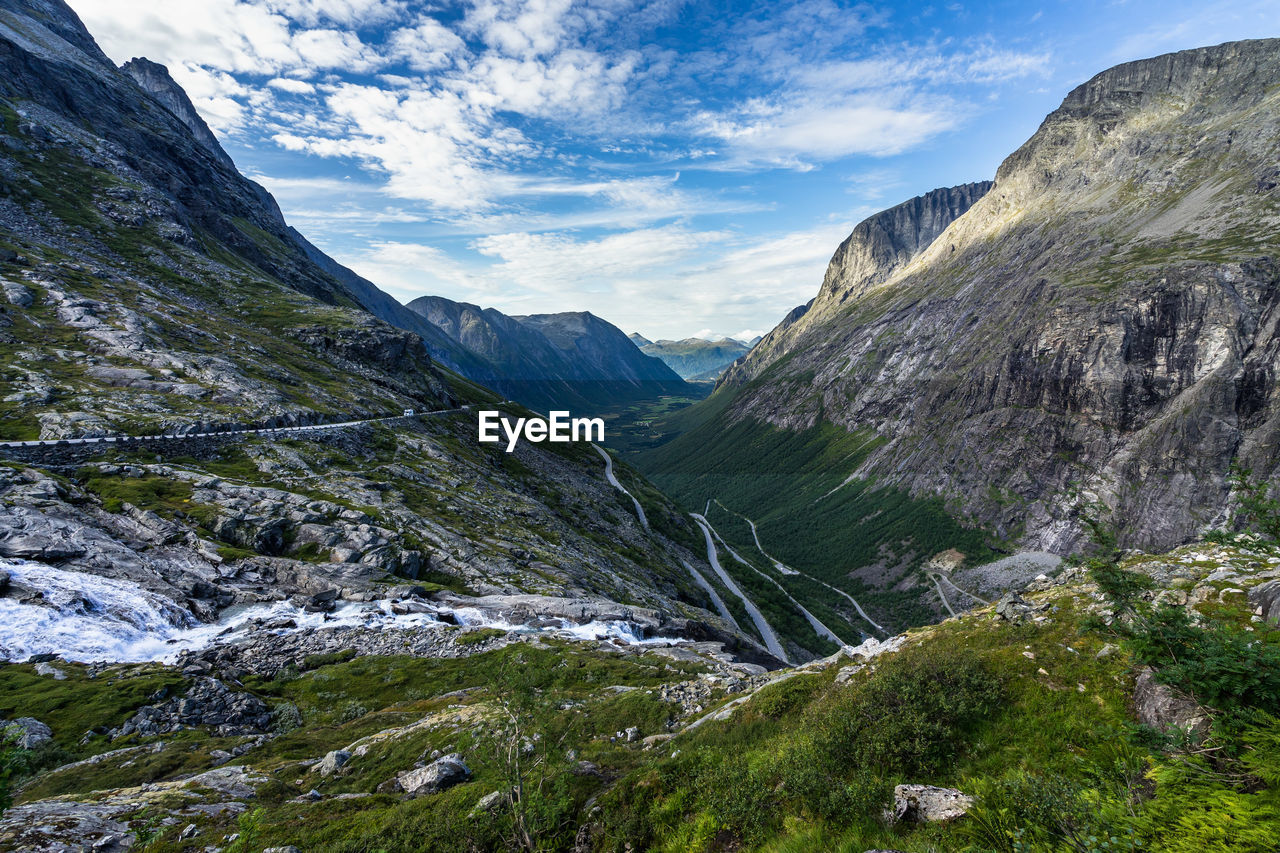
[
  {"xmin": 119, "ymin": 57, "xmax": 234, "ymax": 170},
  {"xmin": 722, "ymin": 183, "xmax": 991, "ymax": 388},
  {"xmin": 680, "ymin": 39, "xmax": 1280, "ymax": 554}
]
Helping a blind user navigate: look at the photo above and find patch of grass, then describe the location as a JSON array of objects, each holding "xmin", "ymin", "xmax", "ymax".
[
  {"xmin": 75, "ymin": 471, "xmax": 195, "ymax": 516},
  {"xmin": 0, "ymin": 663, "xmax": 185, "ymax": 755},
  {"xmin": 455, "ymin": 628, "xmax": 508, "ymax": 646}
]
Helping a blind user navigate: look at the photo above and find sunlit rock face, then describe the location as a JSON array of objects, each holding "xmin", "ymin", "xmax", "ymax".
[{"xmin": 715, "ymin": 39, "xmax": 1280, "ymax": 553}]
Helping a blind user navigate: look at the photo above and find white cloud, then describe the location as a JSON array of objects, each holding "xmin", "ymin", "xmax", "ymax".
[
  {"xmin": 267, "ymin": 77, "xmax": 316, "ymax": 93},
  {"xmin": 694, "ymin": 95, "xmax": 962, "ymax": 167},
  {"xmin": 291, "ymin": 28, "xmax": 384, "ymax": 71},
  {"xmin": 471, "ymin": 224, "xmax": 731, "ymax": 295},
  {"xmin": 388, "ymin": 19, "xmax": 467, "ymax": 72},
  {"xmin": 345, "ymin": 240, "xmax": 491, "ymax": 304},
  {"xmin": 324, "ymin": 218, "xmax": 855, "ymax": 340},
  {"xmin": 269, "ymin": 0, "xmax": 408, "ymax": 27}
]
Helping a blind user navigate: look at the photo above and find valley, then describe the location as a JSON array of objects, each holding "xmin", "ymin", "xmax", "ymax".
[{"xmin": 0, "ymin": 0, "xmax": 1277, "ymax": 849}]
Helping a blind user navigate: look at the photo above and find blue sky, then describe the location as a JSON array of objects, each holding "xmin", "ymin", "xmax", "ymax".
[{"xmin": 70, "ymin": 0, "xmax": 1280, "ymax": 341}]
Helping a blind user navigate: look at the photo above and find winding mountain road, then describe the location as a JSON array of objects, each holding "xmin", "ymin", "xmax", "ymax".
[
  {"xmin": 680, "ymin": 560, "xmax": 741, "ymax": 631},
  {"xmin": 698, "ymin": 514, "xmax": 845, "ymax": 646},
  {"xmin": 0, "ymin": 407, "xmax": 467, "ymax": 449},
  {"xmin": 932, "ymin": 571, "xmax": 990, "ymax": 607},
  {"xmin": 691, "ymin": 513, "xmax": 789, "ymax": 663},
  {"xmin": 930, "ymin": 572, "xmax": 959, "ymax": 618},
  {"xmin": 593, "ymin": 444, "xmax": 649, "ymax": 530},
  {"xmin": 709, "ymin": 500, "xmax": 886, "ymax": 636},
  {"xmin": 712, "ymin": 499, "xmax": 797, "ymax": 575}
]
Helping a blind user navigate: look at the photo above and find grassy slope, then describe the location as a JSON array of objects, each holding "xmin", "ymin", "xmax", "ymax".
[
  {"xmin": 635, "ymin": 389, "xmax": 1003, "ymax": 633},
  {"xmin": 4, "ymin": 534, "xmax": 1278, "ymax": 852}
]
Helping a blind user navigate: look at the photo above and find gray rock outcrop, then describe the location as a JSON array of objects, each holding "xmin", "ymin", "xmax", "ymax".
[
  {"xmin": 890, "ymin": 784, "xmax": 974, "ymax": 823},
  {"xmin": 111, "ymin": 678, "xmax": 271, "ymax": 739},
  {"xmin": 1133, "ymin": 667, "xmax": 1211, "ymax": 738},
  {"xmin": 313, "ymin": 749, "xmax": 352, "ymax": 777},
  {"xmin": 393, "ymin": 752, "xmax": 471, "ymax": 796},
  {"xmin": 1249, "ymin": 579, "xmax": 1280, "ymax": 624},
  {"xmin": 2, "ymin": 717, "xmax": 52, "ymax": 749}
]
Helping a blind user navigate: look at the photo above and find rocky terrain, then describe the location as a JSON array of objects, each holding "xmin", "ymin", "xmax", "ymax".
[
  {"xmin": 407, "ymin": 296, "xmax": 690, "ymax": 413},
  {"xmin": 2, "ymin": 521, "xmax": 1277, "ymax": 851}
]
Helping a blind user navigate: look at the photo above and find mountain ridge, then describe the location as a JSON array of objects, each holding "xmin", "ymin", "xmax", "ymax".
[
  {"xmin": 668, "ymin": 38, "xmax": 1280, "ymax": 559},
  {"xmin": 407, "ymin": 295, "xmax": 690, "ymax": 412},
  {"xmin": 639, "ymin": 336, "xmax": 753, "ymax": 381}
]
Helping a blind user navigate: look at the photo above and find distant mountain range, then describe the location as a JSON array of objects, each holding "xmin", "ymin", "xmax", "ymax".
[
  {"xmin": 630, "ymin": 334, "xmax": 759, "ymax": 380},
  {"xmin": 405, "ymin": 297, "xmax": 689, "ymax": 412}
]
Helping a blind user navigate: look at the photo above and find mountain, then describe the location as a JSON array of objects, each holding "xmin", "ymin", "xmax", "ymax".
[
  {"xmin": 639, "ymin": 336, "xmax": 752, "ymax": 381},
  {"xmin": 640, "ymin": 38, "xmax": 1280, "ymax": 627},
  {"xmin": 628, "ymin": 331, "xmax": 652, "ymax": 347},
  {"xmin": 406, "ymin": 296, "xmax": 691, "ymax": 412},
  {"xmin": 0, "ymin": 0, "xmax": 774, "ymax": 657},
  {"xmin": 2, "ymin": 11, "xmax": 1279, "ymax": 850}
]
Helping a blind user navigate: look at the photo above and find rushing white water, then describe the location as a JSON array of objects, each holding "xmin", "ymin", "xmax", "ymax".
[
  {"xmin": 0, "ymin": 559, "xmax": 674, "ymax": 664},
  {"xmin": 0, "ymin": 560, "xmax": 200, "ymax": 663}
]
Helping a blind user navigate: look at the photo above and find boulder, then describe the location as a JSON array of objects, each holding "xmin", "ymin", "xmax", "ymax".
[
  {"xmin": 891, "ymin": 784, "xmax": 974, "ymax": 823},
  {"xmin": 1249, "ymin": 579, "xmax": 1280, "ymax": 625},
  {"xmin": 2, "ymin": 280, "xmax": 33, "ymax": 307},
  {"xmin": 995, "ymin": 592, "xmax": 1033, "ymax": 621},
  {"xmin": 34, "ymin": 662, "xmax": 67, "ymax": 680},
  {"xmin": 469, "ymin": 790, "xmax": 506, "ymax": 817},
  {"xmin": 314, "ymin": 749, "xmax": 351, "ymax": 776},
  {"xmin": 1133, "ymin": 667, "xmax": 1210, "ymax": 738},
  {"xmin": 395, "ymin": 753, "xmax": 470, "ymax": 796},
  {"xmin": 305, "ymin": 588, "xmax": 341, "ymax": 613},
  {"xmin": 2, "ymin": 717, "xmax": 52, "ymax": 749}
]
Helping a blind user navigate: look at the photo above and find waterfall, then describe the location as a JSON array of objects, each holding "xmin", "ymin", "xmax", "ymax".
[
  {"xmin": 0, "ymin": 560, "xmax": 675, "ymax": 664},
  {"xmin": 0, "ymin": 559, "xmax": 199, "ymax": 663}
]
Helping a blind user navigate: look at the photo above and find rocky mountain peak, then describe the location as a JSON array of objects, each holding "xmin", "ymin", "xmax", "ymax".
[
  {"xmin": 0, "ymin": 0, "xmax": 114, "ymax": 74},
  {"xmin": 662, "ymin": 37, "xmax": 1280, "ymax": 560},
  {"xmin": 121, "ymin": 57, "xmax": 235, "ymax": 169},
  {"xmin": 815, "ymin": 181, "xmax": 993, "ymax": 308},
  {"xmin": 720, "ymin": 181, "xmax": 990, "ymax": 388}
]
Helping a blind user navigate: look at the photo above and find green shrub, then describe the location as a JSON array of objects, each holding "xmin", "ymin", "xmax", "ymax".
[
  {"xmin": 1126, "ymin": 605, "xmax": 1280, "ymax": 713},
  {"xmin": 0, "ymin": 731, "xmax": 27, "ymax": 814},
  {"xmin": 1230, "ymin": 465, "xmax": 1280, "ymax": 542},
  {"xmin": 456, "ymin": 628, "xmax": 507, "ymax": 646},
  {"xmin": 748, "ymin": 673, "xmax": 824, "ymax": 720},
  {"xmin": 302, "ymin": 649, "xmax": 358, "ymax": 670}
]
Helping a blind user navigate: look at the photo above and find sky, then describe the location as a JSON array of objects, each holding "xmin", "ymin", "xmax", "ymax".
[{"xmin": 69, "ymin": 0, "xmax": 1280, "ymax": 342}]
